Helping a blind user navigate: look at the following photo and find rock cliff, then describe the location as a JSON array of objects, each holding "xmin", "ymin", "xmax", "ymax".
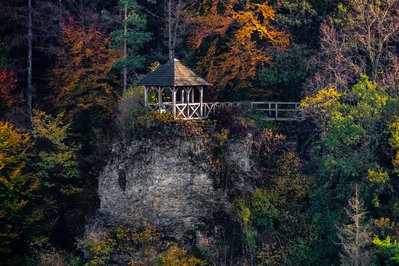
[{"xmin": 94, "ymin": 123, "xmax": 255, "ymax": 240}]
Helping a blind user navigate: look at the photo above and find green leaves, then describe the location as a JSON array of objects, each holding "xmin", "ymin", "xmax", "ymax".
[
  {"xmin": 304, "ymin": 76, "xmax": 392, "ymax": 179},
  {"xmin": 107, "ymin": 1, "xmax": 151, "ymax": 78},
  {"xmin": 373, "ymin": 236, "xmax": 399, "ymax": 264},
  {"xmin": 32, "ymin": 110, "xmax": 80, "ymax": 182}
]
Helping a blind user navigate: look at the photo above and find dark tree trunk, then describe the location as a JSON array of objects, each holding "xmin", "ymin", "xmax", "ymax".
[
  {"xmin": 27, "ymin": 0, "xmax": 32, "ymax": 121},
  {"xmin": 123, "ymin": 3, "xmax": 128, "ymax": 93}
]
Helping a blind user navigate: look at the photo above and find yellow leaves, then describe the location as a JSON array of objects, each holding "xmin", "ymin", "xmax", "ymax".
[
  {"xmin": 389, "ymin": 117, "xmax": 399, "ymax": 150},
  {"xmin": 373, "ymin": 217, "xmax": 394, "ymax": 232},
  {"xmin": 242, "ymin": 207, "xmax": 251, "ymax": 224},
  {"xmin": 367, "ymin": 167, "xmax": 389, "ymax": 183},
  {"xmin": 301, "ymin": 88, "xmax": 342, "ymax": 109},
  {"xmin": 389, "ymin": 117, "xmax": 399, "ymax": 175},
  {"xmin": 81, "ymin": 230, "xmax": 116, "ymax": 266},
  {"xmin": 159, "ymin": 245, "xmax": 207, "ymax": 266},
  {"xmin": 32, "ymin": 110, "xmax": 68, "ymax": 148},
  {"xmin": 0, "ymin": 121, "xmax": 41, "ymax": 255},
  {"xmin": 301, "ymin": 88, "xmax": 343, "ymax": 130},
  {"xmin": 0, "ymin": 122, "xmax": 30, "ymax": 173}
]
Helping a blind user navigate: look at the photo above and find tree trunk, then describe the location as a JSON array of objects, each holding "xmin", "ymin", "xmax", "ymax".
[
  {"xmin": 354, "ymin": 183, "xmax": 360, "ymax": 266},
  {"xmin": 27, "ymin": 0, "xmax": 33, "ymax": 121},
  {"xmin": 172, "ymin": 0, "xmax": 182, "ymax": 57},
  {"xmin": 123, "ymin": 3, "xmax": 128, "ymax": 94},
  {"xmin": 168, "ymin": 0, "xmax": 173, "ymax": 59}
]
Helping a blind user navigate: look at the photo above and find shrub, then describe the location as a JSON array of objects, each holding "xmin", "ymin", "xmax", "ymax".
[
  {"xmin": 159, "ymin": 245, "xmax": 206, "ymax": 266},
  {"xmin": 118, "ymin": 87, "xmax": 147, "ymax": 137},
  {"xmin": 212, "ymin": 107, "xmax": 255, "ymax": 137}
]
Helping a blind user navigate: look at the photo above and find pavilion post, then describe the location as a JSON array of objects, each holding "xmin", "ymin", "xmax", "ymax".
[
  {"xmin": 191, "ymin": 87, "xmax": 195, "ymax": 103},
  {"xmin": 157, "ymin": 87, "xmax": 163, "ymax": 110},
  {"xmin": 181, "ymin": 89, "xmax": 185, "ymax": 103},
  {"xmin": 186, "ymin": 87, "xmax": 191, "ymax": 118},
  {"xmin": 171, "ymin": 87, "xmax": 176, "ymax": 118},
  {"xmin": 199, "ymin": 87, "xmax": 203, "ymax": 118},
  {"xmin": 144, "ymin": 86, "xmax": 149, "ymax": 107}
]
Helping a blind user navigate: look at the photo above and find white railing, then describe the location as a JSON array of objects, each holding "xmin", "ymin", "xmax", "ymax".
[
  {"xmin": 146, "ymin": 101, "xmax": 300, "ymax": 121},
  {"xmin": 250, "ymin": 102, "xmax": 300, "ymax": 121}
]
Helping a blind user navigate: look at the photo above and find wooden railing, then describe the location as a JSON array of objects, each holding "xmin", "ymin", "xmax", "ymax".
[
  {"xmin": 146, "ymin": 101, "xmax": 301, "ymax": 121},
  {"xmin": 250, "ymin": 102, "xmax": 300, "ymax": 121}
]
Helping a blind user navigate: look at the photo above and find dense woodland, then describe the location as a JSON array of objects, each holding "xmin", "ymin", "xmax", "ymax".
[{"xmin": 0, "ymin": 0, "xmax": 399, "ymax": 265}]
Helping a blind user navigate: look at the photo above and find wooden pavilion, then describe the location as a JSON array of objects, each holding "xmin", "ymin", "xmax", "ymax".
[
  {"xmin": 137, "ymin": 58, "xmax": 212, "ymax": 120},
  {"xmin": 137, "ymin": 58, "xmax": 301, "ymax": 121}
]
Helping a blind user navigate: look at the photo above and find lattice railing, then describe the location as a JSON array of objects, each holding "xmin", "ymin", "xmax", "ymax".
[{"xmin": 146, "ymin": 101, "xmax": 301, "ymax": 121}]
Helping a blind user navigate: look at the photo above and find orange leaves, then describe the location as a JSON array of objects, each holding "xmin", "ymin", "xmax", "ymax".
[
  {"xmin": 50, "ymin": 17, "xmax": 121, "ymax": 116},
  {"xmin": 235, "ymin": 3, "xmax": 289, "ymax": 49},
  {"xmin": 186, "ymin": 0, "xmax": 290, "ymax": 88},
  {"xmin": 186, "ymin": 13, "xmax": 232, "ymax": 49},
  {"xmin": 185, "ymin": 0, "xmax": 235, "ymax": 48},
  {"xmin": 0, "ymin": 69, "xmax": 17, "ymax": 107}
]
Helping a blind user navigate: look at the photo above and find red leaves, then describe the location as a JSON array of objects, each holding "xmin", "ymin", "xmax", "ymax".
[{"xmin": 0, "ymin": 69, "xmax": 17, "ymax": 107}]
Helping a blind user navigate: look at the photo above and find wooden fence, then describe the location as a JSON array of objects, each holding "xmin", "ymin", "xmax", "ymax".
[{"xmin": 147, "ymin": 101, "xmax": 301, "ymax": 121}]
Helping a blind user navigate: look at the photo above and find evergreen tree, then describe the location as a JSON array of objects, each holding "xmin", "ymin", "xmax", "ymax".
[{"xmin": 106, "ymin": 0, "xmax": 151, "ymax": 93}]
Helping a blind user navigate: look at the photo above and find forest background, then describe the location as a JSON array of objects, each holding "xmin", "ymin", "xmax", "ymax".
[{"xmin": 0, "ymin": 0, "xmax": 399, "ymax": 265}]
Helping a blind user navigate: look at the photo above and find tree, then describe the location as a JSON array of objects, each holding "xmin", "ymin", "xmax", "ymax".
[
  {"xmin": 0, "ymin": 69, "xmax": 17, "ymax": 110},
  {"xmin": 0, "ymin": 0, "xmax": 65, "ymax": 122},
  {"xmin": 300, "ymin": 76, "xmax": 394, "ymax": 263},
  {"xmin": 105, "ymin": 0, "xmax": 151, "ymax": 93},
  {"xmin": 337, "ymin": 183, "xmax": 371, "ymax": 266},
  {"xmin": 27, "ymin": 0, "xmax": 32, "ymax": 120},
  {"xmin": 389, "ymin": 117, "xmax": 399, "ymax": 176},
  {"xmin": 50, "ymin": 16, "xmax": 120, "ymax": 118},
  {"xmin": 373, "ymin": 235, "xmax": 399, "ymax": 264},
  {"xmin": 185, "ymin": 0, "xmax": 290, "ymax": 89},
  {"xmin": 159, "ymin": 245, "xmax": 206, "ymax": 266},
  {"xmin": 30, "ymin": 110, "xmax": 84, "ymax": 250},
  {"xmin": 308, "ymin": 0, "xmax": 399, "ymax": 94},
  {"xmin": 0, "ymin": 121, "xmax": 44, "ymax": 262}
]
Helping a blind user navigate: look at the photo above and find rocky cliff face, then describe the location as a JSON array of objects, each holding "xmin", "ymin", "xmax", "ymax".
[{"xmin": 94, "ymin": 124, "xmax": 254, "ymax": 240}]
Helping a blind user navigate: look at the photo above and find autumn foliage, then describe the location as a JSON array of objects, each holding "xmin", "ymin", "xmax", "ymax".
[
  {"xmin": 186, "ymin": 0, "xmax": 290, "ymax": 88},
  {"xmin": 0, "ymin": 69, "xmax": 17, "ymax": 107},
  {"xmin": 0, "ymin": 122, "xmax": 41, "ymax": 255},
  {"xmin": 50, "ymin": 17, "xmax": 121, "ymax": 116}
]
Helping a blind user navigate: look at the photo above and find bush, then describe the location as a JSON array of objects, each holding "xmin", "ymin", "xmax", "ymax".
[
  {"xmin": 118, "ymin": 87, "xmax": 147, "ymax": 138},
  {"xmin": 212, "ymin": 107, "xmax": 255, "ymax": 137}
]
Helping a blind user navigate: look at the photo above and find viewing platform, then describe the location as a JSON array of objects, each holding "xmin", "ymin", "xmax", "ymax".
[
  {"xmin": 146, "ymin": 101, "xmax": 300, "ymax": 121},
  {"xmin": 138, "ymin": 58, "xmax": 301, "ymax": 121}
]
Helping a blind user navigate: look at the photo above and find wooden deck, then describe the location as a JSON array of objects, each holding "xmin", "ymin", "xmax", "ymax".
[{"xmin": 147, "ymin": 101, "xmax": 301, "ymax": 121}]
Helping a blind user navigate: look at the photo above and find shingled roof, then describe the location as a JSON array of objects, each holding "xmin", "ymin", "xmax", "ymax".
[{"xmin": 137, "ymin": 58, "xmax": 211, "ymax": 87}]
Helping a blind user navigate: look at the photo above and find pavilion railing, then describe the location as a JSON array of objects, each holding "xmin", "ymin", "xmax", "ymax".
[{"xmin": 146, "ymin": 101, "xmax": 301, "ymax": 121}]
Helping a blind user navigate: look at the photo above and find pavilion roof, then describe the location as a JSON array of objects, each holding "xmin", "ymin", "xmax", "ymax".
[{"xmin": 137, "ymin": 58, "xmax": 211, "ymax": 87}]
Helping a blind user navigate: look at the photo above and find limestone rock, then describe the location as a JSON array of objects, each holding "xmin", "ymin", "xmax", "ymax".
[
  {"xmin": 98, "ymin": 135, "xmax": 227, "ymax": 238},
  {"xmin": 93, "ymin": 125, "xmax": 255, "ymax": 241}
]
